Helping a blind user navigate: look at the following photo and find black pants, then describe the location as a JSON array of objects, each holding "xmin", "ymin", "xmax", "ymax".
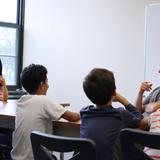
[{"xmin": 0, "ymin": 128, "xmax": 13, "ymax": 159}]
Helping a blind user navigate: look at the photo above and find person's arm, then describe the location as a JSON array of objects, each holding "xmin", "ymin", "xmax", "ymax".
[
  {"xmin": 134, "ymin": 82, "xmax": 152, "ymax": 113},
  {"xmin": 113, "ymin": 92, "xmax": 130, "ymax": 106},
  {"xmin": 44, "ymin": 97, "xmax": 80, "ymax": 122},
  {"xmin": 135, "ymin": 91, "xmax": 145, "ymax": 113},
  {"xmin": 0, "ymin": 76, "xmax": 8, "ymax": 101},
  {"xmin": 139, "ymin": 116, "xmax": 150, "ymax": 130},
  {"xmin": 61, "ymin": 110, "xmax": 80, "ymax": 122},
  {"xmin": 144, "ymin": 101, "xmax": 160, "ymax": 113},
  {"xmin": 113, "ymin": 93, "xmax": 143, "ymax": 128},
  {"xmin": 113, "ymin": 93, "xmax": 142, "ymax": 118}
]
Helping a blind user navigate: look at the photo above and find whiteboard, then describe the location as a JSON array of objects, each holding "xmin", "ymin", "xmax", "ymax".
[{"xmin": 145, "ymin": 3, "xmax": 160, "ymax": 88}]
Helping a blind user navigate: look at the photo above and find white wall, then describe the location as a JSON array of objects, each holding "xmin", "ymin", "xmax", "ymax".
[
  {"xmin": 23, "ymin": 0, "xmax": 159, "ymax": 111},
  {"xmin": 145, "ymin": 3, "xmax": 160, "ymax": 90}
]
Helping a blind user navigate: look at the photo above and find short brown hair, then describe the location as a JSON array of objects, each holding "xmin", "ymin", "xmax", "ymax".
[{"xmin": 83, "ymin": 68, "xmax": 116, "ymax": 105}]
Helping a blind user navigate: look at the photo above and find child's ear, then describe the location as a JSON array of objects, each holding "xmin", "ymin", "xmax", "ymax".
[{"xmin": 39, "ymin": 81, "xmax": 44, "ymax": 89}]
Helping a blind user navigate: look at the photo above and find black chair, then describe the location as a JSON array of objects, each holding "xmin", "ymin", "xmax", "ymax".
[
  {"xmin": 30, "ymin": 131, "xmax": 96, "ymax": 160},
  {"xmin": 0, "ymin": 144, "xmax": 12, "ymax": 159},
  {"xmin": 0, "ymin": 128, "xmax": 13, "ymax": 160},
  {"xmin": 120, "ymin": 128, "xmax": 160, "ymax": 160}
]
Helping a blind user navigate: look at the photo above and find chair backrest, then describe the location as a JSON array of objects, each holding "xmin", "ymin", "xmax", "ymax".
[
  {"xmin": 120, "ymin": 128, "xmax": 160, "ymax": 160},
  {"xmin": 30, "ymin": 131, "xmax": 96, "ymax": 160},
  {"xmin": 8, "ymin": 90, "xmax": 27, "ymax": 99}
]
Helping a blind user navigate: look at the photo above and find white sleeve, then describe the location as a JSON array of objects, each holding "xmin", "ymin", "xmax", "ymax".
[{"xmin": 42, "ymin": 97, "xmax": 67, "ymax": 120}]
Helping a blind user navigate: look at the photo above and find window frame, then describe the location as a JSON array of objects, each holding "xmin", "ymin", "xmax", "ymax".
[{"xmin": 0, "ymin": 0, "xmax": 25, "ymax": 90}]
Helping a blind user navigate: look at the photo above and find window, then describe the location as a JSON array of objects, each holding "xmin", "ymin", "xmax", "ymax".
[{"xmin": 0, "ymin": 0, "xmax": 25, "ymax": 90}]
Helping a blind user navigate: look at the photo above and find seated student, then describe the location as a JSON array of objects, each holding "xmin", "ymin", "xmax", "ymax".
[
  {"xmin": 0, "ymin": 59, "xmax": 8, "ymax": 101},
  {"xmin": 11, "ymin": 64, "xmax": 80, "ymax": 160},
  {"xmin": 80, "ymin": 68, "xmax": 143, "ymax": 160},
  {"xmin": 134, "ymin": 81, "xmax": 160, "ymax": 116}
]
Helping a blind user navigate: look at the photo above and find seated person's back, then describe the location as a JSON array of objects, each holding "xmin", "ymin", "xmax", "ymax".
[
  {"xmin": 80, "ymin": 68, "xmax": 143, "ymax": 160},
  {"xmin": 11, "ymin": 64, "xmax": 80, "ymax": 160}
]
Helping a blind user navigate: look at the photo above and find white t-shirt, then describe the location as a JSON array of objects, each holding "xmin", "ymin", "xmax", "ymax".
[{"xmin": 11, "ymin": 95, "xmax": 67, "ymax": 160}]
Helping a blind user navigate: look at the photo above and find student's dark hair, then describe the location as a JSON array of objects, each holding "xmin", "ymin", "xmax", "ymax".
[
  {"xmin": 21, "ymin": 64, "xmax": 47, "ymax": 94},
  {"xmin": 83, "ymin": 68, "xmax": 116, "ymax": 105},
  {"xmin": 0, "ymin": 59, "xmax": 2, "ymax": 76}
]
